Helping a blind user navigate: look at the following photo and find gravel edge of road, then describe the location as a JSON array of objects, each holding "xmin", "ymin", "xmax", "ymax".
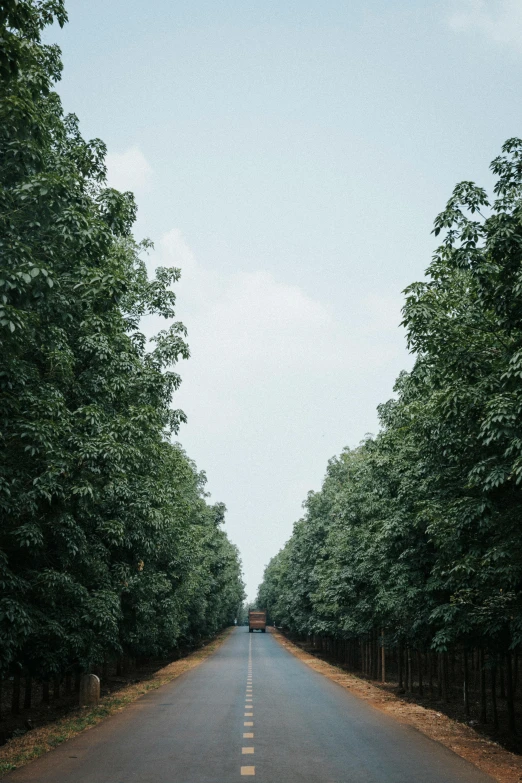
[
  {"xmin": 0, "ymin": 627, "xmax": 234, "ymax": 778},
  {"xmin": 271, "ymin": 628, "xmax": 522, "ymax": 783}
]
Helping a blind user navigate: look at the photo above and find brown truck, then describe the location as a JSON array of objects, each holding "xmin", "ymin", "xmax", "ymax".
[{"xmin": 248, "ymin": 610, "xmax": 267, "ymax": 633}]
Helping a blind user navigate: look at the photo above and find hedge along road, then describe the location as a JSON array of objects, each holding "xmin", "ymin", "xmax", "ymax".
[{"xmin": 5, "ymin": 628, "xmax": 494, "ymax": 783}]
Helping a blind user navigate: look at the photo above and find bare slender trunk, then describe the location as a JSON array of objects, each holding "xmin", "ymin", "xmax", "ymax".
[
  {"xmin": 491, "ymin": 665, "xmax": 498, "ymax": 730},
  {"xmin": 441, "ymin": 653, "xmax": 448, "ymax": 702},
  {"xmin": 417, "ymin": 649, "xmax": 423, "ymax": 696},
  {"xmin": 479, "ymin": 649, "xmax": 487, "ymax": 723},
  {"xmin": 505, "ymin": 650, "xmax": 516, "ymax": 735},
  {"xmin": 463, "ymin": 649, "xmax": 470, "ymax": 717},
  {"xmin": 24, "ymin": 676, "xmax": 32, "ymax": 710},
  {"xmin": 11, "ymin": 673, "xmax": 20, "ymax": 714},
  {"xmin": 428, "ymin": 650, "xmax": 434, "ymax": 698}
]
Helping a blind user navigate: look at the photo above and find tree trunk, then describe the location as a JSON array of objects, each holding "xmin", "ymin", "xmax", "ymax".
[
  {"xmin": 398, "ymin": 642, "xmax": 404, "ymax": 689},
  {"xmin": 24, "ymin": 676, "xmax": 32, "ymax": 710},
  {"xmin": 463, "ymin": 649, "xmax": 470, "ymax": 717},
  {"xmin": 505, "ymin": 650, "xmax": 516, "ymax": 735},
  {"xmin": 417, "ymin": 649, "xmax": 423, "ymax": 696},
  {"xmin": 450, "ymin": 651, "xmax": 456, "ymax": 689},
  {"xmin": 53, "ymin": 676, "xmax": 60, "ymax": 700},
  {"xmin": 491, "ymin": 665, "xmax": 498, "ymax": 730},
  {"xmin": 42, "ymin": 680, "xmax": 50, "ymax": 705},
  {"xmin": 441, "ymin": 653, "xmax": 449, "ymax": 702},
  {"xmin": 11, "ymin": 673, "xmax": 21, "ymax": 714},
  {"xmin": 428, "ymin": 650, "xmax": 434, "ymax": 698},
  {"xmin": 407, "ymin": 647, "xmax": 412, "ymax": 691},
  {"xmin": 479, "ymin": 649, "xmax": 487, "ymax": 723},
  {"xmin": 381, "ymin": 629, "xmax": 386, "ymax": 683}
]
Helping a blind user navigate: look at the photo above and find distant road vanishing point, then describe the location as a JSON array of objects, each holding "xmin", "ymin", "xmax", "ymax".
[{"xmin": 6, "ymin": 628, "xmax": 494, "ymax": 783}]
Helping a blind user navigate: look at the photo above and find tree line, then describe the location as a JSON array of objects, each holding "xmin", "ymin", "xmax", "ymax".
[
  {"xmin": 0, "ymin": 0, "xmax": 244, "ymax": 711},
  {"xmin": 258, "ymin": 139, "xmax": 522, "ymax": 738}
]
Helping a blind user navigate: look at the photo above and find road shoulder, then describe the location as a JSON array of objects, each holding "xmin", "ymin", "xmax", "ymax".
[{"xmin": 270, "ymin": 628, "xmax": 522, "ymax": 783}]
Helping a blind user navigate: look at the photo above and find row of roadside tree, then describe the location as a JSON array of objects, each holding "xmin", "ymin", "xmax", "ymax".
[
  {"xmin": 1, "ymin": 0, "xmax": 244, "ymax": 709},
  {"xmin": 258, "ymin": 139, "xmax": 522, "ymax": 739}
]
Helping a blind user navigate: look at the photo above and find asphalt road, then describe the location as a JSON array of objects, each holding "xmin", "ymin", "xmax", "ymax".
[{"xmin": 7, "ymin": 628, "xmax": 494, "ymax": 783}]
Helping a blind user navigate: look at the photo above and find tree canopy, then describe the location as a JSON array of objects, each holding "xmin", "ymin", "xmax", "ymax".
[
  {"xmin": 1, "ymin": 0, "xmax": 244, "ymax": 682},
  {"xmin": 258, "ymin": 138, "xmax": 522, "ymax": 675}
]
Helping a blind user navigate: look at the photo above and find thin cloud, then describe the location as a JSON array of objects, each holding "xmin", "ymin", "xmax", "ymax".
[
  {"xmin": 106, "ymin": 145, "xmax": 153, "ymax": 193},
  {"xmin": 147, "ymin": 227, "xmax": 406, "ymax": 445},
  {"xmin": 144, "ymin": 229, "xmax": 410, "ymax": 599},
  {"xmin": 448, "ymin": 0, "xmax": 522, "ymax": 47}
]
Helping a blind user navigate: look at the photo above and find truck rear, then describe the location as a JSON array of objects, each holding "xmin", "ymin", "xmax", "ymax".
[{"xmin": 248, "ymin": 610, "xmax": 267, "ymax": 633}]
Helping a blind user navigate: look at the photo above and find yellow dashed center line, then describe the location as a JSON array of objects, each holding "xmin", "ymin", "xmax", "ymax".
[{"xmin": 240, "ymin": 635, "xmax": 256, "ymax": 777}]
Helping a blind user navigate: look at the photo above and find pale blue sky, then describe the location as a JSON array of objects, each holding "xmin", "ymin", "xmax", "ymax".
[{"xmin": 49, "ymin": 0, "xmax": 522, "ymax": 599}]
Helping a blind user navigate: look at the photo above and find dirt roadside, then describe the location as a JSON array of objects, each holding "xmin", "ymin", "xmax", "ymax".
[
  {"xmin": 0, "ymin": 628, "xmax": 233, "ymax": 777},
  {"xmin": 271, "ymin": 628, "xmax": 522, "ymax": 783}
]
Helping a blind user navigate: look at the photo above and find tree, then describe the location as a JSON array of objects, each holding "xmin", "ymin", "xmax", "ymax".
[
  {"xmin": 258, "ymin": 140, "xmax": 522, "ymax": 731},
  {"xmin": 1, "ymin": 0, "xmax": 244, "ymax": 688}
]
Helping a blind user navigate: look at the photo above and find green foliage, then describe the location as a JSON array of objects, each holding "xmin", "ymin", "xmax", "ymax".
[
  {"xmin": 0, "ymin": 0, "xmax": 244, "ymax": 680},
  {"xmin": 258, "ymin": 139, "xmax": 522, "ymax": 657}
]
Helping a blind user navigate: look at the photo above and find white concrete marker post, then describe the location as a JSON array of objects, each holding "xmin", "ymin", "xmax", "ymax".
[{"xmin": 79, "ymin": 674, "xmax": 100, "ymax": 706}]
